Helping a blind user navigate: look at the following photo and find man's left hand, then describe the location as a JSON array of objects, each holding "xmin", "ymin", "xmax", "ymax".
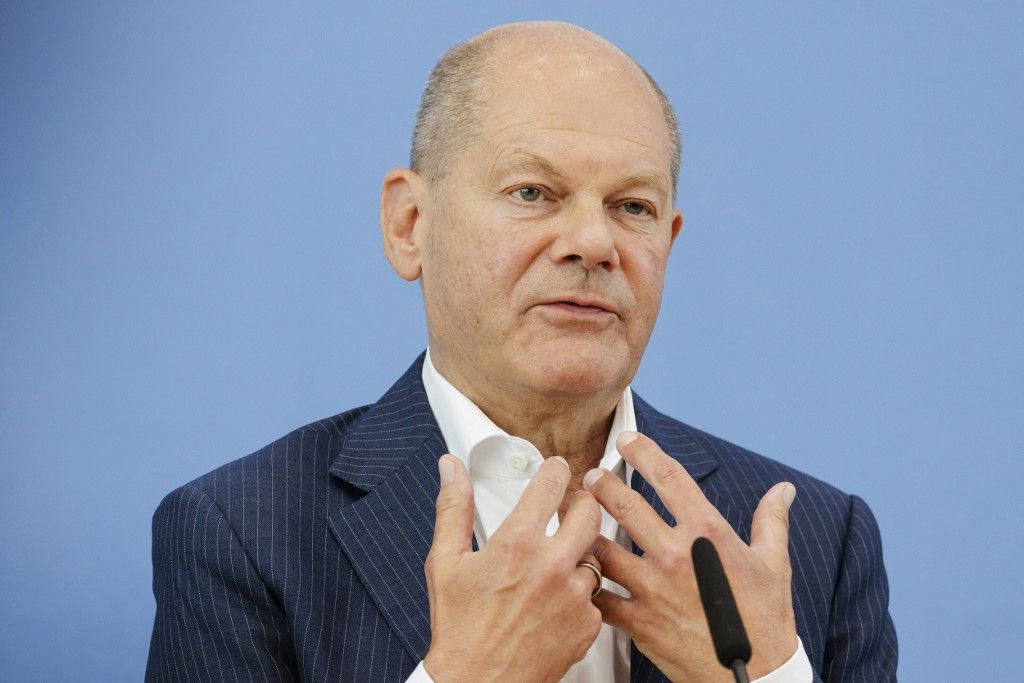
[{"xmin": 583, "ymin": 431, "xmax": 798, "ymax": 682}]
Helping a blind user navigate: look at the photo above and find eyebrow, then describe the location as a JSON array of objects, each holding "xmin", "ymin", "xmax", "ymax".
[
  {"xmin": 616, "ymin": 174, "xmax": 671, "ymax": 199},
  {"xmin": 492, "ymin": 151, "xmax": 671, "ymax": 201},
  {"xmin": 492, "ymin": 152, "xmax": 567, "ymax": 181}
]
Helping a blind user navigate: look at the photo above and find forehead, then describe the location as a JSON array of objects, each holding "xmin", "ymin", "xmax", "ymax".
[{"xmin": 467, "ymin": 40, "xmax": 673, "ymax": 183}]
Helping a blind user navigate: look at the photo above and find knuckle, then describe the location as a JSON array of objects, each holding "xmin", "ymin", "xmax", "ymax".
[
  {"xmin": 633, "ymin": 567, "xmax": 655, "ymax": 595},
  {"xmin": 534, "ymin": 473, "xmax": 564, "ymax": 495},
  {"xmin": 654, "ymin": 459, "xmax": 686, "ymax": 485},
  {"xmin": 591, "ymin": 541, "xmax": 608, "ymax": 563},
  {"xmin": 566, "ymin": 572, "xmax": 589, "ymax": 598},
  {"xmin": 658, "ymin": 544, "xmax": 685, "ymax": 569},
  {"xmin": 577, "ymin": 497, "xmax": 601, "ymax": 528},
  {"xmin": 773, "ymin": 507, "xmax": 792, "ymax": 529},
  {"xmin": 501, "ymin": 525, "xmax": 533, "ymax": 556},
  {"xmin": 423, "ymin": 551, "xmax": 441, "ymax": 578},
  {"xmin": 692, "ymin": 517, "xmax": 721, "ymax": 542},
  {"xmin": 616, "ymin": 491, "xmax": 645, "ymax": 518},
  {"xmin": 434, "ymin": 490, "xmax": 462, "ymax": 514},
  {"xmin": 630, "ymin": 602, "xmax": 657, "ymax": 636},
  {"xmin": 585, "ymin": 607, "xmax": 603, "ymax": 640},
  {"xmin": 556, "ymin": 547, "xmax": 581, "ymax": 577},
  {"xmin": 541, "ymin": 556, "xmax": 571, "ymax": 584}
]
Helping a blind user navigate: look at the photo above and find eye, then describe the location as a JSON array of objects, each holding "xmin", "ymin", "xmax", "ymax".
[
  {"xmin": 513, "ymin": 187, "xmax": 544, "ymax": 202},
  {"xmin": 621, "ymin": 201, "xmax": 650, "ymax": 216}
]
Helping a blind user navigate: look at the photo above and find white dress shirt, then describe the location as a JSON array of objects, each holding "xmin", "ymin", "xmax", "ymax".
[{"xmin": 407, "ymin": 350, "xmax": 811, "ymax": 682}]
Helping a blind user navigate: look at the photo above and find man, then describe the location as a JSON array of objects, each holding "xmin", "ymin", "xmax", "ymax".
[{"xmin": 147, "ymin": 22, "xmax": 897, "ymax": 682}]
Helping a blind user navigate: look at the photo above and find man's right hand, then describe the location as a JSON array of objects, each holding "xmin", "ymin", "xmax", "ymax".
[{"xmin": 422, "ymin": 454, "xmax": 604, "ymax": 682}]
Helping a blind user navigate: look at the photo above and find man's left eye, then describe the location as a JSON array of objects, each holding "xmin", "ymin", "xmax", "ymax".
[
  {"xmin": 514, "ymin": 187, "xmax": 543, "ymax": 202},
  {"xmin": 622, "ymin": 202, "xmax": 648, "ymax": 216}
]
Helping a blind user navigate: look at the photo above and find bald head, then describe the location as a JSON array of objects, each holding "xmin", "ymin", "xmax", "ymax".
[{"xmin": 410, "ymin": 22, "xmax": 681, "ymax": 199}]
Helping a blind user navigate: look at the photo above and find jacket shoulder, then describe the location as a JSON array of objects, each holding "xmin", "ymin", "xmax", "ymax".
[
  {"xmin": 155, "ymin": 404, "xmax": 372, "ymax": 521},
  {"xmin": 635, "ymin": 393, "xmax": 852, "ymax": 507}
]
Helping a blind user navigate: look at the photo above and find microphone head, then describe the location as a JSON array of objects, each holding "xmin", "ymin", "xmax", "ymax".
[{"xmin": 691, "ymin": 536, "xmax": 752, "ymax": 668}]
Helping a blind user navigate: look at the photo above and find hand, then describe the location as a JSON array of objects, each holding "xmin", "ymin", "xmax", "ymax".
[
  {"xmin": 583, "ymin": 432, "xmax": 798, "ymax": 682},
  {"xmin": 423, "ymin": 454, "xmax": 604, "ymax": 682}
]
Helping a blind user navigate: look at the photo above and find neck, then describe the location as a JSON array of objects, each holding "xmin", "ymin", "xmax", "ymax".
[
  {"xmin": 430, "ymin": 353, "xmax": 621, "ymax": 478},
  {"xmin": 485, "ymin": 394, "xmax": 616, "ymax": 475}
]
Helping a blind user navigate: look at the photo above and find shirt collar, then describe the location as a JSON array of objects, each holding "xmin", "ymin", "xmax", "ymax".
[{"xmin": 422, "ymin": 349, "xmax": 636, "ymax": 481}]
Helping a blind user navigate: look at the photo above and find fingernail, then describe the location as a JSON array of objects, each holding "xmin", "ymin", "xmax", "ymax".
[
  {"xmin": 550, "ymin": 455, "xmax": 570, "ymax": 472},
  {"xmin": 781, "ymin": 483, "xmax": 796, "ymax": 507},
  {"xmin": 438, "ymin": 455, "xmax": 455, "ymax": 484},
  {"xmin": 583, "ymin": 468, "xmax": 606, "ymax": 491},
  {"xmin": 616, "ymin": 431, "xmax": 639, "ymax": 450}
]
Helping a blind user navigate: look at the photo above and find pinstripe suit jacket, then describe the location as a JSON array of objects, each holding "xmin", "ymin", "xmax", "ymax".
[{"xmin": 147, "ymin": 354, "xmax": 897, "ymax": 681}]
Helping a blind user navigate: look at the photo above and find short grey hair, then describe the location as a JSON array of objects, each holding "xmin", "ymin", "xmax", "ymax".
[{"xmin": 410, "ymin": 31, "xmax": 682, "ymax": 200}]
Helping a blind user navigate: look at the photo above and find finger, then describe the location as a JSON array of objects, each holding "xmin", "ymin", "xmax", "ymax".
[
  {"xmin": 555, "ymin": 490, "xmax": 602, "ymax": 557},
  {"xmin": 502, "ymin": 456, "xmax": 571, "ymax": 533},
  {"xmin": 583, "ymin": 467, "xmax": 670, "ymax": 554},
  {"xmin": 591, "ymin": 590, "xmax": 635, "ymax": 632},
  {"xmin": 574, "ymin": 552, "xmax": 603, "ymax": 598},
  {"xmin": 614, "ymin": 431, "xmax": 721, "ymax": 527},
  {"xmin": 590, "ymin": 534, "xmax": 645, "ymax": 592},
  {"xmin": 578, "ymin": 551, "xmax": 601, "ymax": 571},
  {"xmin": 749, "ymin": 482, "xmax": 796, "ymax": 573},
  {"xmin": 430, "ymin": 454, "xmax": 474, "ymax": 558}
]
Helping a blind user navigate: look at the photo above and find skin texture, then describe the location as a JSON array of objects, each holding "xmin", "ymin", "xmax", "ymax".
[
  {"xmin": 381, "ymin": 22, "xmax": 682, "ymax": 487},
  {"xmin": 380, "ymin": 21, "xmax": 797, "ymax": 683},
  {"xmin": 424, "ymin": 454, "xmax": 604, "ymax": 682},
  {"xmin": 585, "ymin": 432, "xmax": 798, "ymax": 681}
]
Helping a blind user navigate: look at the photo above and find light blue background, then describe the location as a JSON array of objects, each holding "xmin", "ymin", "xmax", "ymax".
[{"xmin": 2, "ymin": 2, "xmax": 1021, "ymax": 679}]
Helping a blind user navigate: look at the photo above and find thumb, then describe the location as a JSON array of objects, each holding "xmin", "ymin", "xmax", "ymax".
[
  {"xmin": 431, "ymin": 454, "xmax": 474, "ymax": 558},
  {"xmin": 749, "ymin": 482, "xmax": 796, "ymax": 574}
]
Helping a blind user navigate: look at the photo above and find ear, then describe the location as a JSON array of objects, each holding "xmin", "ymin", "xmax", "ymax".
[
  {"xmin": 380, "ymin": 168, "xmax": 429, "ymax": 281},
  {"xmin": 669, "ymin": 208, "xmax": 684, "ymax": 246}
]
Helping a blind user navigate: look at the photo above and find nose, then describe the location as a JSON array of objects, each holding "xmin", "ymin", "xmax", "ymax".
[{"xmin": 550, "ymin": 201, "xmax": 620, "ymax": 271}]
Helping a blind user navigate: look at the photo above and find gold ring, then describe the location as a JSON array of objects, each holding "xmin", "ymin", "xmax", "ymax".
[{"xmin": 576, "ymin": 560, "xmax": 602, "ymax": 598}]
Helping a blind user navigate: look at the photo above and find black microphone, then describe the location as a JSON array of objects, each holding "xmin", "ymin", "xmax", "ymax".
[{"xmin": 691, "ymin": 536, "xmax": 752, "ymax": 683}]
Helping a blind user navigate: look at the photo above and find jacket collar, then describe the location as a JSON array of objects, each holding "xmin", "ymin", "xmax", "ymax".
[
  {"xmin": 328, "ymin": 353, "xmax": 439, "ymax": 492},
  {"xmin": 327, "ymin": 353, "xmax": 718, "ymax": 669}
]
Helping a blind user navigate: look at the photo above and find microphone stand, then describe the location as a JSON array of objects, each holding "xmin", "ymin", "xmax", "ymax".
[{"xmin": 730, "ymin": 659, "xmax": 750, "ymax": 683}]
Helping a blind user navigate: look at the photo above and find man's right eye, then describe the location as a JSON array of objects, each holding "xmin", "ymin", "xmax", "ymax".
[{"xmin": 513, "ymin": 187, "xmax": 543, "ymax": 202}]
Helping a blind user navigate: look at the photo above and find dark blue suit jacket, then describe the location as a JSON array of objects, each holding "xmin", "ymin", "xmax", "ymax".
[{"xmin": 147, "ymin": 355, "xmax": 897, "ymax": 681}]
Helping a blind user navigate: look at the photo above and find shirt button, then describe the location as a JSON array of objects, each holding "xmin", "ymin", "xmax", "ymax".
[{"xmin": 509, "ymin": 453, "xmax": 529, "ymax": 471}]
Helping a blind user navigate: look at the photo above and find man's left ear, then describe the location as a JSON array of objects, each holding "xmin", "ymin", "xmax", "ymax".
[
  {"xmin": 670, "ymin": 209, "xmax": 684, "ymax": 246},
  {"xmin": 380, "ymin": 168, "xmax": 430, "ymax": 281}
]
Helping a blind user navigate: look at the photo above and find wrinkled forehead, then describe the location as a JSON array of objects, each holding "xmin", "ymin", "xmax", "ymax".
[{"xmin": 476, "ymin": 39, "xmax": 672, "ymax": 170}]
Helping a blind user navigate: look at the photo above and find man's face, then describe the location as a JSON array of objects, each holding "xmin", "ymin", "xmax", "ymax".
[{"xmin": 418, "ymin": 42, "xmax": 681, "ymax": 405}]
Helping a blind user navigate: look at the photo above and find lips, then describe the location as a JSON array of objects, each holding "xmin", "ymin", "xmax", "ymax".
[
  {"xmin": 552, "ymin": 301, "xmax": 609, "ymax": 313},
  {"xmin": 533, "ymin": 295, "xmax": 620, "ymax": 319}
]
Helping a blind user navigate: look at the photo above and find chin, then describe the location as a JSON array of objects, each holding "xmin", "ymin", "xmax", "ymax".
[{"xmin": 518, "ymin": 343, "xmax": 632, "ymax": 398}]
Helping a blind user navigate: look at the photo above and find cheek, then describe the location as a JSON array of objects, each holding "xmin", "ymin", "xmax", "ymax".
[
  {"xmin": 473, "ymin": 215, "xmax": 546, "ymax": 292},
  {"xmin": 423, "ymin": 219, "xmax": 521, "ymax": 332},
  {"xmin": 623, "ymin": 246, "xmax": 670, "ymax": 326}
]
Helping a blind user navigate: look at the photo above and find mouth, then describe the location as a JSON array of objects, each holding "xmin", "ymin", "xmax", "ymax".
[{"xmin": 533, "ymin": 296, "xmax": 620, "ymax": 321}]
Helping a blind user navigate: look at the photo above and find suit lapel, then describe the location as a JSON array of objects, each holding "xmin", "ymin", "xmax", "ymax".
[
  {"xmin": 326, "ymin": 354, "xmax": 442, "ymax": 663},
  {"xmin": 325, "ymin": 364, "xmax": 723, "ymax": 678},
  {"xmin": 629, "ymin": 393, "xmax": 720, "ymax": 683}
]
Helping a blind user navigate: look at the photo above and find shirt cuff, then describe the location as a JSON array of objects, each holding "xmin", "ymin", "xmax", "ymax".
[
  {"xmin": 406, "ymin": 661, "xmax": 435, "ymax": 683},
  {"xmin": 750, "ymin": 637, "xmax": 813, "ymax": 683},
  {"xmin": 407, "ymin": 641, "xmax": 811, "ymax": 683}
]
